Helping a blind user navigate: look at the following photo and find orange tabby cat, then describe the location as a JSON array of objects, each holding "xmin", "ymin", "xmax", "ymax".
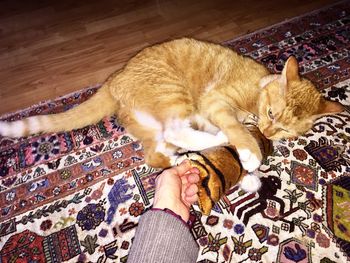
[{"xmin": 0, "ymin": 38, "xmax": 343, "ymax": 171}]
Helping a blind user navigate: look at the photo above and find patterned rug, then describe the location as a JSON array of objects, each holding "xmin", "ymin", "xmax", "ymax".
[{"xmin": 1, "ymin": 2, "xmax": 350, "ymax": 262}]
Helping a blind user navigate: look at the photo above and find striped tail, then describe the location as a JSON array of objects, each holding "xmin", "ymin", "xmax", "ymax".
[{"xmin": 0, "ymin": 85, "xmax": 117, "ymax": 138}]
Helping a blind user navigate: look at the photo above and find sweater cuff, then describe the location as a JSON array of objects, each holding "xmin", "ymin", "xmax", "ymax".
[{"xmin": 151, "ymin": 207, "xmax": 190, "ymax": 228}]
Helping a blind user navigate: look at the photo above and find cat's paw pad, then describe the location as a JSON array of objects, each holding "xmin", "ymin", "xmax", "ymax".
[
  {"xmin": 237, "ymin": 149, "xmax": 261, "ymax": 172},
  {"xmin": 240, "ymin": 174, "xmax": 262, "ymax": 192}
]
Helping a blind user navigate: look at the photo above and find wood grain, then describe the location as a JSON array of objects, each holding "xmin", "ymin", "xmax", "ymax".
[{"xmin": 0, "ymin": 0, "xmax": 339, "ymax": 115}]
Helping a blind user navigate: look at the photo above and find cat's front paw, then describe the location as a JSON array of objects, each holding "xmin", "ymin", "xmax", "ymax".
[
  {"xmin": 240, "ymin": 173, "xmax": 262, "ymax": 192},
  {"xmin": 163, "ymin": 119, "xmax": 190, "ymax": 147},
  {"xmin": 215, "ymin": 131, "xmax": 229, "ymax": 144},
  {"xmin": 237, "ymin": 149, "xmax": 261, "ymax": 172},
  {"xmin": 163, "ymin": 128, "xmax": 177, "ymax": 146}
]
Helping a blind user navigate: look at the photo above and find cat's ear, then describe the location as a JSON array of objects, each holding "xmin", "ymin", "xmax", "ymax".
[
  {"xmin": 279, "ymin": 56, "xmax": 300, "ymax": 97},
  {"xmin": 313, "ymin": 98, "xmax": 344, "ymax": 118},
  {"xmin": 281, "ymin": 56, "xmax": 300, "ymax": 84},
  {"xmin": 259, "ymin": 57, "xmax": 300, "ymax": 90},
  {"xmin": 280, "ymin": 56, "xmax": 300, "ymax": 97}
]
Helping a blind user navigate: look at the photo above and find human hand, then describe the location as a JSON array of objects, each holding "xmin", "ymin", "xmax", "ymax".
[{"xmin": 153, "ymin": 160, "xmax": 200, "ymax": 221}]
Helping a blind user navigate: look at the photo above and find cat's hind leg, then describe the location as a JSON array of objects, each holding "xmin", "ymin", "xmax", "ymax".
[
  {"xmin": 143, "ymin": 138, "xmax": 176, "ymax": 169},
  {"xmin": 128, "ymin": 112, "xmax": 177, "ymax": 168}
]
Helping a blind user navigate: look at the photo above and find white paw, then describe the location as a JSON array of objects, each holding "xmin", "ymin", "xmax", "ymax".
[
  {"xmin": 215, "ymin": 131, "xmax": 228, "ymax": 144},
  {"xmin": 163, "ymin": 128, "xmax": 187, "ymax": 147},
  {"xmin": 240, "ymin": 174, "xmax": 262, "ymax": 192},
  {"xmin": 173, "ymin": 154, "xmax": 186, "ymax": 166},
  {"xmin": 0, "ymin": 120, "xmax": 25, "ymax": 138},
  {"xmin": 156, "ymin": 143, "xmax": 175, "ymax": 157},
  {"xmin": 237, "ymin": 148, "xmax": 261, "ymax": 172},
  {"xmin": 0, "ymin": 121, "xmax": 10, "ymax": 136},
  {"xmin": 169, "ymin": 155, "xmax": 179, "ymax": 166},
  {"xmin": 163, "ymin": 119, "xmax": 190, "ymax": 144},
  {"xmin": 163, "ymin": 128, "xmax": 177, "ymax": 144},
  {"xmin": 154, "ymin": 131, "xmax": 176, "ymax": 159}
]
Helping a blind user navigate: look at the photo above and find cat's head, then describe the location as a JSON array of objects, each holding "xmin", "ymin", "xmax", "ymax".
[{"xmin": 257, "ymin": 56, "xmax": 344, "ymax": 140}]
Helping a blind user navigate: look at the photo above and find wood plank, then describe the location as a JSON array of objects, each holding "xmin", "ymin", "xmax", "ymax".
[{"xmin": 0, "ymin": 0, "xmax": 339, "ymax": 114}]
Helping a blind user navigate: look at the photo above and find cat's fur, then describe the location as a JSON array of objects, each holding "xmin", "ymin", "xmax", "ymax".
[{"xmin": 0, "ymin": 38, "xmax": 343, "ymax": 171}]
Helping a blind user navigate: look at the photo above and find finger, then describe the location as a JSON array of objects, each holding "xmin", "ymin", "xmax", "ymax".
[
  {"xmin": 187, "ymin": 173, "xmax": 200, "ymax": 184},
  {"xmin": 173, "ymin": 159, "xmax": 192, "ymax": 176},
  {"xmin": 184, "ymin": 167, "xmax": 200, "ymax": 175},
  {"xmin": 181, "ymin": 173, "xmax": 199, "ymax": 188},
  {"xmin": 180, "ymin": 174, "xmax": 188, "ymax": 185},
  {"xmin": 185, "ymin": 184, "xmax": 198, "ymax": 196},
  {"xmin": 181, "ymin": 174, "xmax": 199, "ymax": 188},
  {"xmin": 189, "ymin": 167, "xmax": 200, "ymax": 174},
  {"xmin": 181, "ymin": 171, "xmax": 200, "ymax": 185},
  {"xmin": 184, "ymin": 194, "xmax": 198, "ymax": 204}
]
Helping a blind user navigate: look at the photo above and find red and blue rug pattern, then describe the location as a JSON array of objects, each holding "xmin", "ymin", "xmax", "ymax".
[{"xmin": 1, "ymin": 2, "xmax": 350, "ymax": 262}]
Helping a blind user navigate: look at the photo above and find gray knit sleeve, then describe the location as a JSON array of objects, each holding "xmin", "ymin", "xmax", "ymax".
[{"xmin": 127, "ymin": 209, "xmax": 199, "ymax": 263}]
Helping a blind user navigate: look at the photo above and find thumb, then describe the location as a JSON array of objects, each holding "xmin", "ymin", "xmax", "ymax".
[{"xmin": 172, "ymin": 159, "xmax": 192, "ymax": 176}]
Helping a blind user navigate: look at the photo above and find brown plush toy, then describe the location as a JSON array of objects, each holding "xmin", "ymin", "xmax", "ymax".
[{"xmin": 175, "ymin": 124, "xmax": 273, "ymax": 215}]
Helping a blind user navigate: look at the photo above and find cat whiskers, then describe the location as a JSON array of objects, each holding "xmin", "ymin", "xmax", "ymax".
[{"xmin": 227, "ymin": 104, "xmax": 259, "ymax": 126}]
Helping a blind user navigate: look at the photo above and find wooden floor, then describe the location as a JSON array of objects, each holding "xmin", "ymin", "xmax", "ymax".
[{"xmin": 0, "ymin": 0, "xmax": 340, "ymax": 115}]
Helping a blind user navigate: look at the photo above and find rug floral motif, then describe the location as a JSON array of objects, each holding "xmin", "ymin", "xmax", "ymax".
[{"xmin": 1, "ymin": 2, "xmax": 350, "ymax": 262}]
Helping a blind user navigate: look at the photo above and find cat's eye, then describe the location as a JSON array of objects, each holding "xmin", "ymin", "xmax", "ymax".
[
  {"xmin": 277, "ymin": 127, "xmax": 290, "ymax": 133},
  {"xmin": 267, "ymin": 108, "xmax": 274, "ymax": 120}
]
